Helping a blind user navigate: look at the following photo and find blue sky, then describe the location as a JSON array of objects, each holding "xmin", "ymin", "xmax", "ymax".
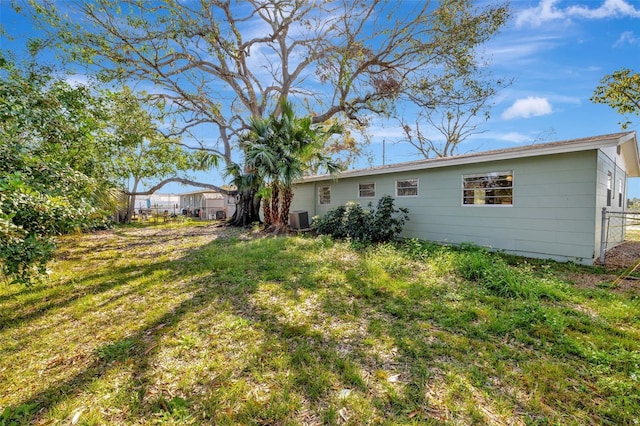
[
  {"xmin": 365, "ymin": 0, "xmax": 640, "ymax": 196},
  {"xmin": 1, "ymin": 0, "xmax": 640, "ymax": 196}
]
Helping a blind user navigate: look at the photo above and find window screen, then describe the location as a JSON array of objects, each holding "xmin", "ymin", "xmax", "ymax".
[
  {"xmin": 359, "ymin": 183, "xmax": 375, "ymax": 198},
  {"xmin": 396, "ymin": 179, "xmax": 418, "ymax": 197},
  {"xmin": 319, "ymin": 186, "xmax": 331, "ymax": 205},
  {"xmin": 463, "ymin": 171, "xmax": 513, "ymax": 205}
]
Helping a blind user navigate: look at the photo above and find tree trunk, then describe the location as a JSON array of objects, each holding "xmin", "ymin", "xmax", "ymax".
[
  {"xmin": 228, "ymin": 189, "xmax": 261, "ymax": 227},
  {"xmin": 268, "ymin": 186, "xmax": 280, "ymax": 229},
  {"xmin": 125, "ymin": 178, "xmax": 141, "ymax": 224},
  {"xmin": 279, "ymin": 187, "xmax": 293, "ymax": 229},
  {"xmin": 262, "ymin": 197, "xmax": 272, "ymax": 228},
  {"xmin": 265, "ymin": 187, "xmax": 293, "ymax": 235}
]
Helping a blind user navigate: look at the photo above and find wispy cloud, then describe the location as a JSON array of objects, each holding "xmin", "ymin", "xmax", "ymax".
[
  {"xmin": 614, "ymin": 31, "xmax": 640, "ymax": 46},
  {"xmin": 501, "ymin": 97, "xmax": 553, "ymax": 120},
  {"xmin": 496, "ymin": 132, "xmax": 534, "ymax": 144},
  {"xmin": 548, "ymin": 93, "xmax": 581, "ymax": 105},
  {"xmin": 516, "ymin": 0, "xmax": 640, "ymax": 28},
  {"xmin": 486, "ymin": 35, "xmax": 563, "ymax": 66},
  {"xmin": 365, "ymin": 123, "xmax": 408, "ymax": 142}
]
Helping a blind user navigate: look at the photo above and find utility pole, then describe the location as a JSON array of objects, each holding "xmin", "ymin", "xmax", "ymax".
[{"xmin": 382, "ymin": 138, "xmax": 386, "ymax": 165}]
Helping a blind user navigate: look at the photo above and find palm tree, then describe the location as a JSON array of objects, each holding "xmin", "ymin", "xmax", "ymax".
[{"xmin": 243, "ymin": 101, "xmax": 342, "ymax": 233}]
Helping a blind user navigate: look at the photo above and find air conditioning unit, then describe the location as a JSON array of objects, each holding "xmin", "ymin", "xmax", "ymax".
[{"xmin": 289, "ymin": 211, "xmax": 309, "ymax": 230}]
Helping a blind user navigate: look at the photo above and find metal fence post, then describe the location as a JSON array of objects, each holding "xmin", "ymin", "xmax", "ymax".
[{"xmin": 599, "ymin": 207, "xmax": 607, "ymax": 264}]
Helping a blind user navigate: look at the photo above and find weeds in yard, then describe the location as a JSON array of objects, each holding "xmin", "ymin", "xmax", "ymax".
[{"xmin": 0, "ymin": 224, "xmax": 638, "ymax": 425}]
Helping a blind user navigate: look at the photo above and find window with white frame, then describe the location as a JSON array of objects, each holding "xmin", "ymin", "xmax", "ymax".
[
  {"xmin": 607, "ymin": 172, "xmax": 612, "ymax": 207},
  {"xmin": 358, "ymin": 182, "xmax": 375, "ymax": 198},
  {"xmin": 463, "ymin": 171, "xmax": 513, "ymax": 205},
  {"xmin": 619, "ymin": 178, "xmax": 623, "ymax": 208},
  {"xmin": 396, "ymin": 179, "xmax": 418, "ymax": 197},
  {"xmin": 318, "ymin": 185, "xmax": 331, "ymax": 205}
]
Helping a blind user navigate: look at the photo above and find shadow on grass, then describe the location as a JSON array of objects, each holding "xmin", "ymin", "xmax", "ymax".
[
  {"xmin": 3, "ymin": 232, "xmax": 638, "ymax": 424},
  {"xmin": 0, "ymin": 266, "xmax": 153, "ymax": 334},
  {"xmin": 0, "ymin": 224, "xmax": 235, "ymax": 332},
  {"xmin": 1, "ymin": 234, "xmax": 302, "ymax": 423}
]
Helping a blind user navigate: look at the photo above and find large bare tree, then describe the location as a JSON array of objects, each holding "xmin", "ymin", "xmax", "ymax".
[
  {"xmin": 399, "ymin": 65, "xmax": 511, "ymax": 159},
  {"xmin": 25, "ymin": 0, "xmax": 509, "ymax": 222}
]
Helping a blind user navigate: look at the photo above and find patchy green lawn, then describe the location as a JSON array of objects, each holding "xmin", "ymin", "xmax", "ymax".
[{"xmin": 1, "ymin": 223, "xmax": 639, "ymax": 425}]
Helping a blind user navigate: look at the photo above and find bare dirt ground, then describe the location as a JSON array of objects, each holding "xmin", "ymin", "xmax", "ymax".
[
  {"xmin": 567, "ymin": 240, "xmax": 640, "ymax": 293},
  {"xmin": 599, "ymin": 240, "xmax": 640, "ymax": 269}
]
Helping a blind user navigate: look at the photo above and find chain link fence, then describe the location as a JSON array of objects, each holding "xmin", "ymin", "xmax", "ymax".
[
  {"xmin": 133, "ymin": 205, "xmax": 232, "ymax": 222},
  {"xmin": 599, "ymin": 208, "xmax": 640, "ymax": 264}
]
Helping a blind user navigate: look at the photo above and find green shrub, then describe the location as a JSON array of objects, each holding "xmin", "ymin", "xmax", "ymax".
[
  {"xmin": 312, "ymin": 195, "xmax": 409, "ymax": 244},
  {"xmin": 1, "ymin": 173, "xmax": 113, "ymax": 285}
]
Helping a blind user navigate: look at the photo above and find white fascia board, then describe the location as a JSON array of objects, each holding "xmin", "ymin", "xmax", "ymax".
[{"xmin": 618, "ymin": 133, "xmax": 640, "ymax": 177}]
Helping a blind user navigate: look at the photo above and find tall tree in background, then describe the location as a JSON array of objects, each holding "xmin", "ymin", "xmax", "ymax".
[
  {"xmin": 591, "ymin": 68, "xmax": 640, "ymax": 130},
  {"xmin": 107, "ymin": 87, "xmax": 209, "ymax": 223},
  {"xmin": 400, "ymin": 68, "xmax": 509, "ymax": 158},
  {"xmin": 24, "ymin": 0, "xmax": 509, "ymax": 224}
]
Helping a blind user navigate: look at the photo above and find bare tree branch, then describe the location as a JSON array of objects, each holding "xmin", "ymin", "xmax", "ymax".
[
  {"xmin": 123, "ymin": 178, "xmax": 233, "ymax": 196},
  {"xmin": 28, "ymin": 0, "xmax": 509, "ymax": 166}
]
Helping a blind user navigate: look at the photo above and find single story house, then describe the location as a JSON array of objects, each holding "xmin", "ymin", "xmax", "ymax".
[
  {"xmin": 289, "ymin": 131, "xmax": 640, "ymax": 264},
  {"xmin": 179, "ymin": 190, "xmax": 237, "ymax": 220}
]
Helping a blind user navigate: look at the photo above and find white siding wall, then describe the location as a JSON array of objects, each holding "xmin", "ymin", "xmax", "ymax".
[
  {"xmin": 291, "ymin": 151, "xmax": 600, "ymax": 263},
  {"xmin": 595, "ymin": 149, "xmax": 628, "ymax": 257},
  {"xmin": 290, "ymin": 184, "xmax": 316, "ymax": 217},
  {"xmin": 225, "ymin": 195, "xmax": 237, "ymax": 218}
]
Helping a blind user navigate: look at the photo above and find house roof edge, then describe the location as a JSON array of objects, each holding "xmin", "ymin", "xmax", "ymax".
[{"xmin": 300, "ymin": 131, "xmax": 638, "ymax": 182}]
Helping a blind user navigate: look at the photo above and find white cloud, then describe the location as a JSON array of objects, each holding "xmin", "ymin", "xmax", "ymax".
[
  {"xmin": 516, "ymin": 0, "xmax": 640, "ymax": 28},
  {"xmin": 614, "ymin": 31, "xmax": 640, "ymax": 46},
  {"xmin": 567, "ymin": 0, "xmax": 640, "ymax": 19},
  {"xmin": 501, "ymin": 97, "xmax": 553, "ymax": 120},
  {"xmin": 516, "ymin": 0, "xmax": 567, "ymax": 28}
]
